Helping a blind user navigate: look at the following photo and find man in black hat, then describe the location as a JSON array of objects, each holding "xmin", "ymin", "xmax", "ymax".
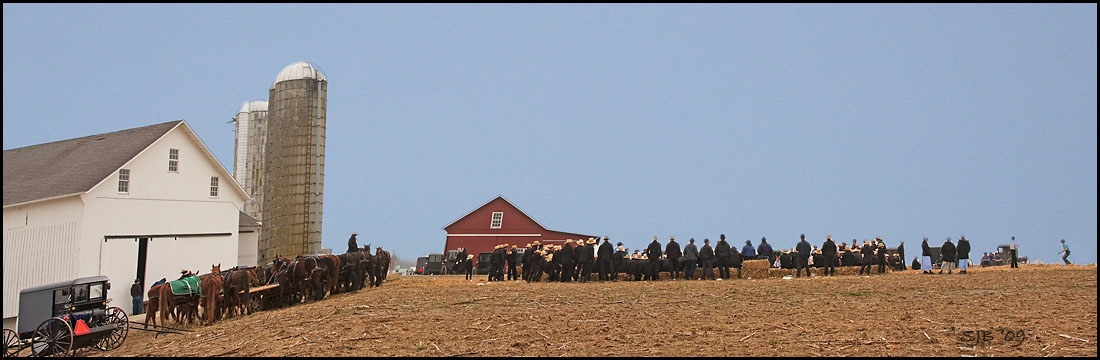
[
  {"xmin": 130, "ymin": 278, "xmax": 144, "ymax": 315},
  {"xmin": 646, "ymin": 236, "xmax": 663, "ymax": 281},
  {"xmin": 665, "ymin": 236, "xmax": 682, "ymax": 280},
  {"xmin": 795, "ymin": 234, "xmax": 812, "ymax": 277},
  {"xmin": 699, "ymin": 239, "xmax": 715, "ymax": 280},
  {"xmin": 683, "ymin": 238, "xmax": 699, "ymax": 280},
  {"xmin": 347, "ymin": 233, "xmax": 359, "ymax": 253},
  {"xmin": 821, "ymin": 235, "xmax": 837, "ymax": 276},
  {"xmin": 597, "ymin": 236, "xmax": 614, "ymax": 282},
  {"xmin": 715, "ymin": 235, "xmax": 732, "ymax": 279},
  {"xmin": 559, "ymin": 242, "xmax": 574, "ymax": 283}
]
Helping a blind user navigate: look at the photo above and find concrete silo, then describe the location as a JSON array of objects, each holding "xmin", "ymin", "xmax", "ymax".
[
  {"xmin": 232, "ymin": 100, "xmax": 268, "ymax": 222},
  {"xmin": 259, "ymin": 61, "xmax": 327, "ymax": 264}
]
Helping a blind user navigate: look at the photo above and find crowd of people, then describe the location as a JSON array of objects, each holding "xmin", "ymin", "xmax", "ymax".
[{"xmin": 456, "ymin": 233, "xmax": 917, "ymax": 282}]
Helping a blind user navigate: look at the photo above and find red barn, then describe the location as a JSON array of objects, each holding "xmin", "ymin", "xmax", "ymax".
[{"xmin": 443, "ymin": 196, "xmax": 597, "ymax": 260}]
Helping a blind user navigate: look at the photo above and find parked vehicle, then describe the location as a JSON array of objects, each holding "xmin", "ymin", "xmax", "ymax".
[
  {"xmin": 415, "ymin": 257, "xmax": 428, "ymax": 275},
  {"xmin": 5, "ymin": 276, "xmax": 128, "ymax": 357},
  {"xmin": 476, "ymin": 253, "xmax": 492, "ymax": 275},
  {"xmin": 443, "ymin": 250, "xmax": 460, "ymax": 274},
  {"xmin": 424, "ymin": 253, "xmax": 444, "ymax": 275}
]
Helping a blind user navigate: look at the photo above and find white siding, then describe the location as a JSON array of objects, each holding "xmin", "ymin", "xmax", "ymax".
[
  {"xmin": 238, "ymin": 230, "xmax": 258, "ymax": 267},
  {"xmin": 2, "ymin": 196, "xmax": 84, "ymax": 319}
]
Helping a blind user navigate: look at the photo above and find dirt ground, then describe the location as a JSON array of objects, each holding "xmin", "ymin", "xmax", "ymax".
[{"xmin": 82, "ymin": 264, "xmax": 1095, "ymax": 357}]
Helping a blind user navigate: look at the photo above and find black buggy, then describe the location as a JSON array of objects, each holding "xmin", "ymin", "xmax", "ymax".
[{"xmin": 3, "ymin": 276, "xmax": 128, "ymax": 357}]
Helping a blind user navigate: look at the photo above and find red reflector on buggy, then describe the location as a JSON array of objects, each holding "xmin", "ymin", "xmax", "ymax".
[{"xmin": 74, "ymin": 319, "xmax": 91, "ymax": 335}]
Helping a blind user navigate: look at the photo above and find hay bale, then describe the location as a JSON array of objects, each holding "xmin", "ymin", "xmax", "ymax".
[{"xmin": 741, "ymin": 259, "xmax": 773, "ymax": 278}]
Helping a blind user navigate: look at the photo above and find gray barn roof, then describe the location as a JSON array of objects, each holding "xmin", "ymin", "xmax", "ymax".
[{"xmin": 3, "ymin": 120, "xmax": 182, "ymax": 206}]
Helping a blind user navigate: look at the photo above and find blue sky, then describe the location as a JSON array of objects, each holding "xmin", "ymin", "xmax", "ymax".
[{"xmin": 4, "ymin": 4, "xmax": 1096, "ymax": 265}]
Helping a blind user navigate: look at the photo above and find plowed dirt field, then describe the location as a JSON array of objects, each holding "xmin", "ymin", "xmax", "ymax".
[{"xmin": 93, "ymin": 265, "xmax": 1095, "ymax": 357}]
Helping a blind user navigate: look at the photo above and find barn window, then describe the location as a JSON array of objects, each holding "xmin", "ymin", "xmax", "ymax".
[
  {"xmin": 168, "ymin": 148, "xmax": 179, "ymax": 172},
  {"xmin": 118, "ymin": 169, "xmax": 130, "ymax": 193},
  {"xmin": 210, "ymin": 176, "xmax": 219, "ymax": 197},
  {"xmin": 490, "ymin": 212, "xmax": 503, "ymax": 229}
]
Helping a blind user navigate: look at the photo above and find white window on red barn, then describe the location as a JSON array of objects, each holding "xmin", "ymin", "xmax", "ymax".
[{"xmin": 490, "ymin": 212, "xmax": 503, "ymax": 229}]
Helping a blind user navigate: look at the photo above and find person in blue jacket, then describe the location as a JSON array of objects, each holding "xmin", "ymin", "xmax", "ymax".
[{"xmin": 741, "ymin": 240, "xmax": 757, "ymax": 260}]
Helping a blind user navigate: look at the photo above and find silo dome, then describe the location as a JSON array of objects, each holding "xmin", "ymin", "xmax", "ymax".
[
  {"xmin": 272, "ymin": 61, "xmax": 326, "ymax": 88},
  {"xmin": 238, "ymin": 100, "xmax": 268, "ymax": 114}
]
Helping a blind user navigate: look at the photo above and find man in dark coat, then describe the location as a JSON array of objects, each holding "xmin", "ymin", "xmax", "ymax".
[
  {"xmin": 456, "ymin": 246, "xmax": 468, "ymax": 276},
  {"xmin": 729, "ymin": 242, "xmax": 743, "ymax": 278},
  {"xmin": 579, "ymin": 239, "xmax": 595, "ymax": 283},
  {"xmin": 682, "ymin": 238, "xmax": 699, "ymax": 280},
  {"xmin": 715, "ymin": 235, "xmax": 732, "ymax": 279},
  {"xmin": 559, "ymin": 242, "xmax": 575, "ymax": 282},
  {"xmin": 130, "ymin": 279, "xmax": 144, "ymax": 315},
  {"xmin": 957, "ymin": 236, "xmax": 971, "ymax": 274},
  {"xmin": 876, "ymin": 238, "xmax": 888, "ymax": 274},
  {"xmin": 506, "ymin": 246, "xmax": 519, "ymax": 281},
  {"xmin": 645, "ymin": 236, "xmax": 663, "ymax": 281},
  {"xmin": 612, "ymin": 242, "xmax": 626, "ymax": 281},
  {"xmin": 597, "ymin": 236, "xmax": 614, "ymax": 282},
  {"xmin": 921, "ymin": 237, "xmax": 933, "ymax": 274},
  {"xmin": 464, "ymin": 254, "xmax": 475, "ymax": 281},
  {"xmin": 779, "ymin": 251, "xmax": 792, "ymax": 269},
  {"xmin": 758, "ymin": 237, "xmax": 774, "ymax": 263},
  {"xmin": 795, "ymin": 234, "xmax": 812, "ymax": 277},
  {"xmin": 665, "ymin": 236, "xmax": 682, "ymax": 280},
  {"xmin": 859, "ymin": 241, "xmax": 875, "ymax": 275},
  {"xmin": 940, "ymin": 237, "xmax": 957, "ymax": 274},
  {"xmin": 347, "ymin": 233, "xmax": 359, "ymax": 253},
  {"xmin": 489, "ymin": 245, "xmax": 506, "ymax": 282},
  {"xmin": 822, "ymin": 235, "xmax": 837, "ymax": 276},
  {"xmin": 699, "ymin": 239, "xmax": 715, "ymax": 280}
]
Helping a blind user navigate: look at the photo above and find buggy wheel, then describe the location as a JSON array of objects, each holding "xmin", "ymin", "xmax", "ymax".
[
  {"xmin": 3, "ymin": 328, "xmax": 21, "ymax": 357},
  {"xmin": 31, "ymin": 318, "xmax": 71, "ymax": 357},
  {"xmin": 95, "ymin": 307, "xmax": 128, "ymax": 351},
  {"xmin": 248, "ymin": 295, "xmax": 262, "ymax": 314}
]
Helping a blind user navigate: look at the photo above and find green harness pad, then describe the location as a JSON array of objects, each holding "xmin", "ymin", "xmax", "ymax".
[{"xmin": 169, "ymin": 276, "xmax": 202, "ymax": 296}]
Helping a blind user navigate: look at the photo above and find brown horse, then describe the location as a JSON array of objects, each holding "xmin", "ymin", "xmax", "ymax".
[
  {"xmin": 317, "ymin": 254, "xmax": 341, "ymax": 296},
  {"xmin": 198, "ymin": 264, "xmax": 222, "ymax": 325},
  {"xmin": 337, "ymin": 251, "xmax": 367, "ymax": 292},
  {"xmin": 374, "ymin": 247, "xmax": 391, "ymax": 286},
  {"xmin": 144, "ymin": 283, "xmax": 164, "ymax": 326},
  {"xmin": 157, "ymin": 278, "xmax": 200, "ymax": 326},
  {"xmin": 289, "ymin": 256, "xmax": 326, "ymax": 302},
  {"xmin": 222, "ymin": 267, "xmax": 259, "ymax": 318}
]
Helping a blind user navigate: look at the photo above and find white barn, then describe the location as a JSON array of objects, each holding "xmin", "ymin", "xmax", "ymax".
[{"xmin": 2, "ymin": 120, "xmax": 250, "ymax": 331}]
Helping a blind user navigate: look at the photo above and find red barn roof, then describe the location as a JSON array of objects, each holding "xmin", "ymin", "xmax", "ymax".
[{"xmin": 443, "ymin": 196, "xmax": 597, "ymax": 259}]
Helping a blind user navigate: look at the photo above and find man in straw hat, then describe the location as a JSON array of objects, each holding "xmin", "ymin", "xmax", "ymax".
[
  {"xmin": 464, "ymin": 254, "xmax": 475, "ymax": 281},
  {"xmin": 576, "ymin": 238, "xmax": 594, "ymax": 283},
  {"xmin": 489, "ymin": 244, "xmax": 505, "ymax": 282},
  {"xmin": 612, "ymin": 242, "xmax": 626, "ymax": 281},
  {"xmin": 859, "ymin": 240, "xmax": 875, "ymax": 275},
  {"xmin": 597, "ymin": 236, "xmax": 614, "ymax": 282},
  {"xmin": 876, "ymin": 237, "xmax": 888, "ymax": 274}
]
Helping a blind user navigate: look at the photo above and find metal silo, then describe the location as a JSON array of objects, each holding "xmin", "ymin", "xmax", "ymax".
[
  {"xmin": 232, "ymin": 100, "xmax": 268, "ymax": 222},
  {"xmin": 259, "ymin": 61, "xmax": 327, "ymax": 264}
]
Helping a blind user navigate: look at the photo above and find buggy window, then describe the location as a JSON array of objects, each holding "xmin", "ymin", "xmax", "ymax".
[
  {"xmin": 54, "ymin": 288, "xmax": 71, "ymax": 305},
  {"xmin": 89, "ymin": 283, "xmax": 105, "ymax": 300},
  {"xmin": 73, "ymin": 284, "xmax": 89, "ymax": 302},
  {"xmin": 429, "ymin": 255, "xmax": 442, "ymax": 262}
]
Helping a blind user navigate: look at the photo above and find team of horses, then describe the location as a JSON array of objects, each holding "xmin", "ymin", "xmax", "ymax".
[{"xmin": 143, "ymin": 246, "xmax": 390, "ymax": 327}]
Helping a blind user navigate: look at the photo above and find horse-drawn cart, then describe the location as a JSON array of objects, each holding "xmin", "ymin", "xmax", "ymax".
[{"xmin": 3, "ymin": 276, "xmax": 128, "ymax": 357}]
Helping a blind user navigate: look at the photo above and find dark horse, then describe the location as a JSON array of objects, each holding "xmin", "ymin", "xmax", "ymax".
[
  {"xmin": 317, "ymin": 254, "xmax": 341, "ymax": 297},
  {"xmin": 336, "ymin": 251, "xmax": 361, "ymax": 292},
  {"xmin": 373, "ymin": 247, "xmax": 391, "ymax": 287},
  {"xmin": 288, "ymin": 255, "xmax": 327, "ymax": 302},
  {"xmin": 222, "ymin": 266, "xmax": 260, "ymax": 318}
]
